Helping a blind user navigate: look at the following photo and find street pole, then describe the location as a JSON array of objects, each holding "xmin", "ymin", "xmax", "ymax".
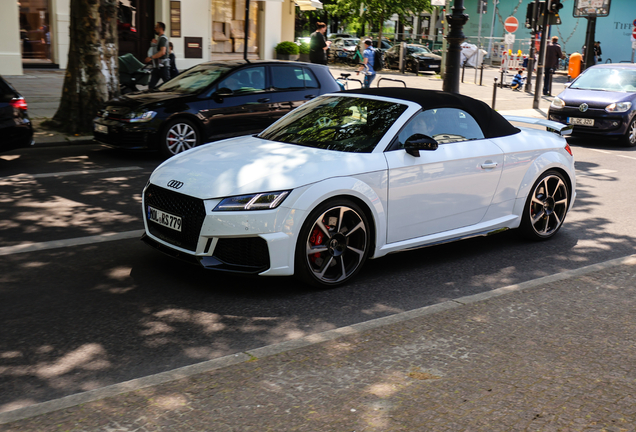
[
  {"xmin": 532, "ymin": 10, "xmax": 550, "ymax": 108},
  {"xmin": 442, "ymin": 0, "xmax": 469, "ymax": 93},
  {"xmin": 582, "ymin": 16, "xmax": 596, "ymax": 70},
  {"xmin": 243, "ymin": 0, "xmax": 250, "ymax": 61},
  {"xmin": 525, "ymin": 1, "xmax": 541, "ymax": 93},
  {"xmin": 440, "ymin": 5, "xmax": 448, "ymax": 78},
  {"xmin": 487, "ymin": 0, "xmax": 498, "ymax": 64}
]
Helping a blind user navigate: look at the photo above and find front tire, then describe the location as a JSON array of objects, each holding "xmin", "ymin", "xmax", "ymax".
[
  {"xmin": 160, "ymin": 118, "xmax": 200, "ymax": 158},
  {"xmin": 295, "ymin": 199, "xmax": 371, "ymax": 288},
  {"xmin": 620, "ymin": 117, "xmax": 636, "ymax": 147},
  {"xmin": 519, "ymin": 170, "xmax": 570, "ymax": 240}
]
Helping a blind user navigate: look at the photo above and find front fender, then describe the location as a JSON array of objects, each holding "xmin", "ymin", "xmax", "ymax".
[{"xmin": 289, "ymin": 173, "xmax": 388, "ymax": 259}]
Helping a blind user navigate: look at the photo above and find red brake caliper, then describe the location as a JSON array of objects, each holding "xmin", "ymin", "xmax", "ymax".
[{"xmin": 309, "ymin": 224, "xmax": 326, "ymax": 263}]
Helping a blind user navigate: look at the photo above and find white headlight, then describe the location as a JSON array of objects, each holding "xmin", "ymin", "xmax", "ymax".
[
  {"xmin": 550, "ymin": 97, "xmax": 565, "ymax": 109},
  {"xmin": 127, "ymin": 111, "xmax": 157, "ymax": 122},
  {"xmin": 605, "ymin": 102, "xmax": 632, "ymax": 113},
  {"xmin": 214, "ymin": 191, "xmax": 290, "ymax": 211}
]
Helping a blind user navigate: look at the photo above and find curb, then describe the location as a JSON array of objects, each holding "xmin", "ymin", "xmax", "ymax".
[{"xmin": 2, "ymin": 253, "xmax": 636, "ymax": 425}]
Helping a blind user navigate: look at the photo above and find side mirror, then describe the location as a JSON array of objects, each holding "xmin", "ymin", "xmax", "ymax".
[
  {"xmin": 404, "ymin": 134, "xmax": 438, "ymax": 157},
  {"xmin": 213, "ymin": 88, "xmax": 233, "ymax": 101}
]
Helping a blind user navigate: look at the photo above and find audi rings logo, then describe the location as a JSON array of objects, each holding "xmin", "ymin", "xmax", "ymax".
[
  {"xmin": 167, "ymin": 180, "xmax": 184, "ymax": 189},
  {"xmin": 579, "ymin": 103, "xmax": 589, "ymax": 113}
]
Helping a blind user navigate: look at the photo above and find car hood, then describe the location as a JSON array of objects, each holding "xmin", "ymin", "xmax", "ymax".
[
  {"xmin": 105, "ymin": 91, "xmax": 190, "ymax": 110},
  {"xmin": 557, "ymin": 87, "xmax": 636, "ymax": 108},
  {"xmin": 149, "ymin": 136, "xmax": 387, "ymax": 200},
  {"xmin": 411, "ymin": 53, "xmax": 442, "ymax": 61}
]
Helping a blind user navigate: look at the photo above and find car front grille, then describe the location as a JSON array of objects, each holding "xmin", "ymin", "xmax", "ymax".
[
  {"xmin": 144, "ymin": 184, "xmax": 206, "ymax": 252},
  {"xmin": 213, "ymin": 237, "xmax": 270, "ymax": 270}
]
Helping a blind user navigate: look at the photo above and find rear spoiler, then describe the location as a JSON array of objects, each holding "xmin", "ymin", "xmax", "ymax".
[{"xmin": 503, "ymin": 115, "xmax": 573, "ymax": 136}]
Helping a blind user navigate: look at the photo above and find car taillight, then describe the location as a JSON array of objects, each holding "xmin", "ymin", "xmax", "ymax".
[
  {"xmin": 10, "ymin": 98, "xmax": 28, "ymax": 111},
  {"xmin": 564, "ymin": 143, "xmax": 573, "ymax": 156}
]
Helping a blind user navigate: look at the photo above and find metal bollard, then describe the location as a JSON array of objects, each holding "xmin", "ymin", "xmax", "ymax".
[
  {"xmin": 499, "ymin": 70, "xmax": 504, "ymax": 88},
  {"xmin": 479, "ymin": 64, "xmax": 484, "ymax": 86},
  {"xmin": 461, "ymin": 62, "xmax": 465, "ymax": 83},
  {"xmin": 492, "ymin": 78, "xmax": 498, "ymax": 109}
]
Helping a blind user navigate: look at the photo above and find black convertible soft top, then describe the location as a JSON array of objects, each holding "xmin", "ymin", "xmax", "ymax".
[{"xmin": 342, "ymin": 87, "xmax": 520, "ymax": 139}]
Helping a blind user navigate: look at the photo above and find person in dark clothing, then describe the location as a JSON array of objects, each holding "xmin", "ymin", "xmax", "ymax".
[
  {"xmin": 594, "ymin": 41, "xmax": 602, "ymax": 64},
  {"xmin": 543, "ymin": 36, "xmax": 564, "ymax": 96},
  {"xmin": 168, "ymin": 42, "xmax": 179, "ymax": 79},
  {"xmin": 309, "ymin": 22, "xmax": 330, "ymax": 65}
]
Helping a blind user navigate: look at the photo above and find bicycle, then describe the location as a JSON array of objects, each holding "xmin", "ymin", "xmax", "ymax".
[{"xmin": 335, "ymin": 72, "xmax": 362, "ymax": 91}]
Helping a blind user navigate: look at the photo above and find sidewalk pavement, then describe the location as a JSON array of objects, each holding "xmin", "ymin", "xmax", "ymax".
[
  {"xmin": 3, "ymin": 65, "xmax": 567, "ymax": 148},
  {"xmin": 2, "ymin": 255, "xmax": 636, "ymax": 431}
]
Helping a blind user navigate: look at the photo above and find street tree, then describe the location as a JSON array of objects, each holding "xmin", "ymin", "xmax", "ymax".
[
  {"xmin": 49, "ymin": 0, "xmax": 119, "ymax": 134},
  {"xmin": 329, "ymin": 0, "xmax": 432, "ymax": 47}
]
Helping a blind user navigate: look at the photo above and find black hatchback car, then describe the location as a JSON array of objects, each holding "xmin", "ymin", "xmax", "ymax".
[
  {"xmin": 94, "ymin": 60, "xmax": 341, "ymax": 157},
  {"xmin": 384, "ymin": 44, "xmax": 442, "ymax": 74},
  {"xmin": 0, "ymin": 76, "xmax": 33, "ymax": 153}
]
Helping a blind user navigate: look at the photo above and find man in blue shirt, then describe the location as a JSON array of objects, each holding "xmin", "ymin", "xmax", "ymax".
[{"xmin": 356, "ymin": 39, "xmax": 376, "ymax": 88}]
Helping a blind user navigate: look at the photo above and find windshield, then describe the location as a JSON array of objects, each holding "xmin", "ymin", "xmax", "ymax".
[
  {"xmin": 158, "ymin": 64, "xmax": 232, "ymax": 93},
  {"xmin": 259, "ymin": 95, "xmax": 408, "ymax": 153},
  {"xmin": 570, "ymin": 68, "xmax": 636, "ymax": 92},
  {"xmin": 408, "ymin": 46, "xmax": 432, "ymax": 55}
]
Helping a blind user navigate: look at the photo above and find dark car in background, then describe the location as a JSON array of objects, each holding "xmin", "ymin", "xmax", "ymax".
[
  {"xmin": 384, "ymin": 44, "xmax": 442, "ymax": 74},
  {"xmin": 0, "ymin": 76, "xmax": 33, "ymax": 153},
  {"xmin": 548, "ymin": 64, "xmax": 636, "ymax": 147},
  {"xmin": 93, "ymin": 60, "xmax": 341, "ymax": 158}
]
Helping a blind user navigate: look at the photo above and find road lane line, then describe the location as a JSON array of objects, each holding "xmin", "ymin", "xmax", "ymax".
[
  {"xmin": 2, "ymin": 253, "xmax": 636, "ymax": 424},
  {"xmin": 0, "ymin": 230, "xmax": 145, "ymax": 256},
  {"xmin": 0, "ymin": 167, "xmax": 144, "ymax": 185}
]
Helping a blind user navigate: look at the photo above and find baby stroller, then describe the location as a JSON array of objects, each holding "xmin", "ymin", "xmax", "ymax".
[{"xmin": 119, "ymin": 53, "xmax": 151, "ymax": 94}]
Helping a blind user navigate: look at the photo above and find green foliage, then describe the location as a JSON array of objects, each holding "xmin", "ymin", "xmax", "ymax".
[
  {"xmin": 275, "ymin": 41, "xmax": 300, "ymax": 55},
  {"xmin": 299, "ymin": 41, "xmax": 310, "ymax": 54}
]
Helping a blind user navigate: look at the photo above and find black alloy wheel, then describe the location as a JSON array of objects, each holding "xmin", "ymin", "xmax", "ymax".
[
  {"xmin": 295, "ymin": 199, "xmax": 371, "ymax": 288},
  {"xmin": 519, "ymin": 170, "xmax": 570, "ymax": 240}
]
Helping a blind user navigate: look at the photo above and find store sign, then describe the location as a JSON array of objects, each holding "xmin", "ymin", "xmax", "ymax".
[{"xmin": 573, "ymin": 0, "xmax": 611, "ymax": 17}]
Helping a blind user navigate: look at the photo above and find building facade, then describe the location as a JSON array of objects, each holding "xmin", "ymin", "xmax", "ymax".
[{"xmin": 1, "ymin": 0, "xmax": 297, "ymax": 75}]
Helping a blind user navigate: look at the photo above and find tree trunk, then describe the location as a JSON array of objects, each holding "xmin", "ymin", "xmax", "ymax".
[
  {"xmin": 377, "ymin": 13, "xmax": 384, "ymax": 49},
  {"xmin": 52, "ymin": 0, "xmax": 119, "ymax": 134}
]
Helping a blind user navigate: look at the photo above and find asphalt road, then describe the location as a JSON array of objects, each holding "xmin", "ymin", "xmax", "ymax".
[{"xmin": 1, "ymin": 137, "xmax": 635, "ymax": 413}]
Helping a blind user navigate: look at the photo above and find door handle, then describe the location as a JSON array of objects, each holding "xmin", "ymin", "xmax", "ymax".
[
  {"xmin": 257, "ymin": 98, "xmax": 270, "ymax": 103},
  {"xmin": 481, "ymin": 161, "xmax": 498, "ymax": 170},
  {"xmin": 304, "ymin": 94, "xmax": 316, "ymax": 99}
]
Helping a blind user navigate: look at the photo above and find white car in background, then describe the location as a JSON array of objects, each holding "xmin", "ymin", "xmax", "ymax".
[{"xmin": 141, "ymin": 88, "xmax": 576, "ymax": 288}]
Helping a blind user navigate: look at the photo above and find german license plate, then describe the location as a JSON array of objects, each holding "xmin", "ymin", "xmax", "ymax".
[
  {"xmin": 147, "ymin": 205, "xmax": 182, "ymax": 232},
  {"xmin": 568, "ymin": 117, "xmax": 594, "ymax": 126},
  {"xmin": 94, "ymin": 123, "xmax": 108, "ymax": 134}
]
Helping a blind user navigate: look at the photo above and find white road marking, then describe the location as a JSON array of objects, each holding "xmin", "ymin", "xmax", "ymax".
[
  {"xmin": 0, "ymin": 167, "xmax": 144, "ymax": 185},
  {"xmin": 0, "ymin": 230, "xmax": 145, "ymax": 256}
]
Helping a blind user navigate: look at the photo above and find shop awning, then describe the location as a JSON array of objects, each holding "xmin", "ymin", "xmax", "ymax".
[{"xmin": 295, "ymin": 0, "xmax": 323, "ymax": 10}]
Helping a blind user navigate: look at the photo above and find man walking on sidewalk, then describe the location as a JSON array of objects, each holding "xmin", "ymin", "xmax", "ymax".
[
  {"xmin": 145, "ymin": 22, "xmax": 170, "ymax": 90},
  {"xmin": 543, "ymin": 36, "xmax": 564, "ymax": 96}
]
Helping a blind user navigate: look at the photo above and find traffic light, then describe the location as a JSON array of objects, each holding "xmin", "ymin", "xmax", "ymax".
[
  {"xmin": 525, "ymin": 1, "xmax": 536, "ymax": 29},
  {"xmin": 547, "ymin": 0, "xmax": 563, "ymax": 14}
]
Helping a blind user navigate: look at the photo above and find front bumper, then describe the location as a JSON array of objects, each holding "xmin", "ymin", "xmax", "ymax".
[
  {"xmin": 141, "ymin": 183, "xmax": 301, "ymax": 276},
  {"xmin": 93, "ymin": 118, "xmax": 161, "ymax": 149},
  {"xmin": 414, "ymin": 59, "xmax": 441, "ymax": 72},
  {"xmin": 547, "ymin": 107, "xmax": 632, "ymax": 137}
]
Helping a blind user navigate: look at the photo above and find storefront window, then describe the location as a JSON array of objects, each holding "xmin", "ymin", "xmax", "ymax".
[
  {"xmin": 211, "ymin": 0, "xmax": 259, "ymax": 56},
  {"xmin": 19, "ymin": 0, "xmax": 54, "ymax": 65}
]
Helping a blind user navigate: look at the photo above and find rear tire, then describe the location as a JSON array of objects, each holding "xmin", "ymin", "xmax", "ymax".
[
  {"xmin": 519, "ymin": 170, "xmax": 570, "ymax": 240},
  {"xmin": 160, "ymin": 118, "xmax": 201, "ymax": 158},
  {"xmin": 620, "ymin": 117, "xmax": 636, "ymax": 147},
  {"xmin": 295, "ymin": 199, "xmax": 371, "ymax": 288}
]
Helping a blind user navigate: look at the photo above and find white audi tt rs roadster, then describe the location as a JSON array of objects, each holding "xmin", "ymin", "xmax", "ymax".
[{"xmin": 141, "ymin": 88, "xmax": 576, "ymax": 287}]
